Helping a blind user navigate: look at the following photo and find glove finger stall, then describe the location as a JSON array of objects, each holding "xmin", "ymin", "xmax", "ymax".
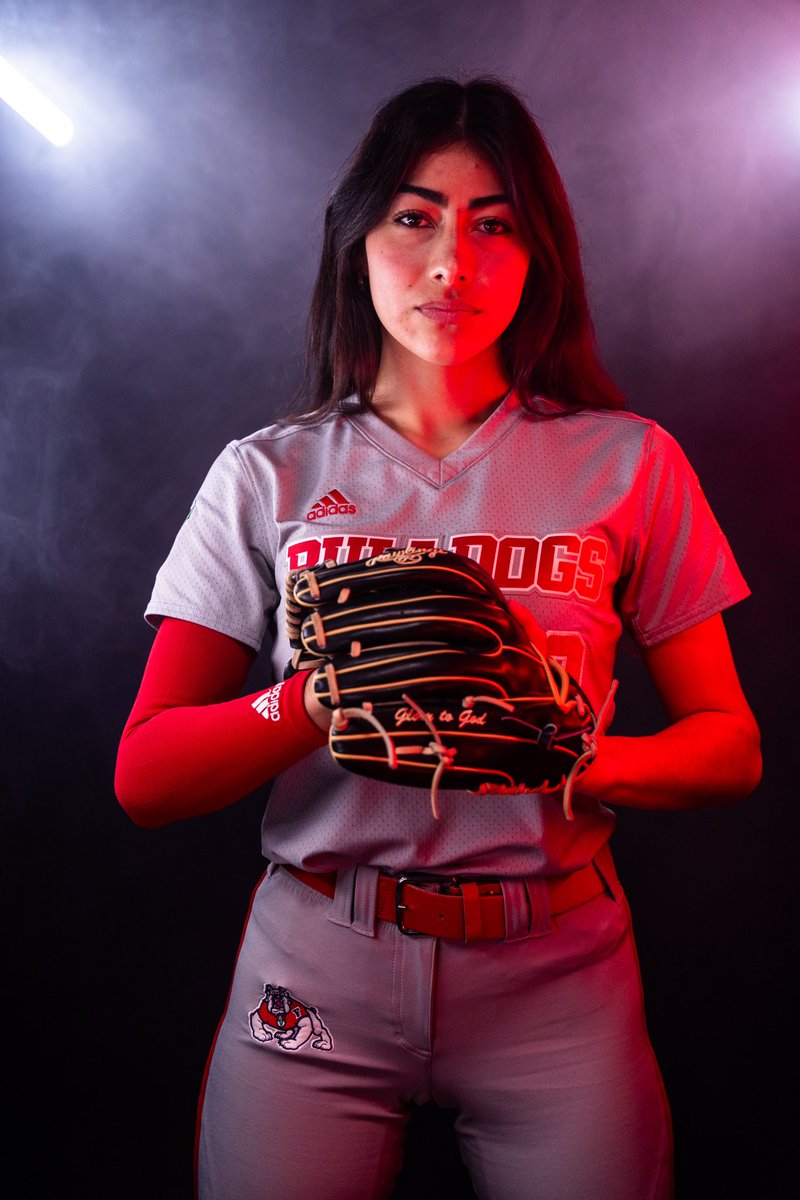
[
  {"xmin": 292, "ymin": 550, "xmax": 504, "ymax": 611},
  {"xmin": 313, "ymin": 645, "xmax": 556, "ymax": 708},
  {"xmin": 300, "ymin": 594, "xmax": 523, "ymax": 657}
]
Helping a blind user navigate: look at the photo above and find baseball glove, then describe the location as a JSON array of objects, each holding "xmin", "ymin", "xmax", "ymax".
[{"xmin": 286, "ymin": 549, "xmax": 608, "ymax": 820}]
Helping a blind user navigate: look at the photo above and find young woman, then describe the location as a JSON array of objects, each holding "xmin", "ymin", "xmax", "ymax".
[{"xmin": 115, "ymin": 77, "xmax": 761, "ymax": 1200}]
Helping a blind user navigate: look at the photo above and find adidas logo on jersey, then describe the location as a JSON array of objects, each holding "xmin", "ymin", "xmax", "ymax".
[{"xmin": 307, "ymin": 489, "xmax": 357, "ymax": 521}]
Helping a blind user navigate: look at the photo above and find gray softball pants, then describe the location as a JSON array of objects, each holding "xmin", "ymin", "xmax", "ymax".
[{"xmin": 197, "ymin": 860, "xmax": 673, "ymax": 1199}]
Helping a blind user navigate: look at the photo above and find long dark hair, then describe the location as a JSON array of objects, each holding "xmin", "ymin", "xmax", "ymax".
[{"xmin": 291, "ymin": 76, "xmax": 624, "ymax": 419}]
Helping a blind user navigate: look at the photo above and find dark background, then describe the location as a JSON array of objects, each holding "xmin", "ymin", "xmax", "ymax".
[{"xmin": 2, "ymin": 1, "xmax": 798, "ymax": 1196}]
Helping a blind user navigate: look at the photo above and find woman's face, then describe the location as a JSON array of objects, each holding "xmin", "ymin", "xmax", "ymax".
[{"xmin": 364, "ymin": 143, "xmax": 531, "ymax": 371}]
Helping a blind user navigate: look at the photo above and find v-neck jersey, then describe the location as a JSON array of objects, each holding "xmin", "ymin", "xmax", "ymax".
[
  {"xmin": 144, "ymin": 393, "xmax": 749, "ymax": 877},
  {"xmin": 346, "ymin": 390, "xmax": 528, "ymax": 486}
]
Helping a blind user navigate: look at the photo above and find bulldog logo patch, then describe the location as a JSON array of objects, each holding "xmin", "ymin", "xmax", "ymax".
[{"xmin": 248, "ymin": 984, "xmax": 334, "ymax": 1053}]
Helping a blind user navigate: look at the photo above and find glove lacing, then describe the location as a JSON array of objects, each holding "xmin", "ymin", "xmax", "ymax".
[
  {"xmin": 560, "ymin": 678, "xmax": 618, "ymax": 820},
  {"xmin": 396, "ymin": 692, "xmax": 456, "ymax": 820},
  {"xmin": 464, "ymin": 673, "xmax": 618, "ymax": 820},
  {"xmin": 324, "ymin": 641, "xmax": 618, "ymax": 824},
  {"xmin": 330, "ymin": 702, "xmax": 399, "ymax": 770},
  {"xmin": 329, "ymin": 691, "xmax": 455, "ymax": 820}
]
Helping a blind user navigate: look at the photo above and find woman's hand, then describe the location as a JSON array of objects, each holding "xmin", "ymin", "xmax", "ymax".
[
  {"xmin": 304, "ymin": 669, "xmax": 333, "ymax": 733},
  {"xmin": 572, "ymin": 614, "xmax": 761, "ymax": 811}
]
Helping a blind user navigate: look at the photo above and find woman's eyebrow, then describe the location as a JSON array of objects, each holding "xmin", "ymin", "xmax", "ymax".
[{"xmin": 396, "ymin": 183, "xmax": 510, "ymax": 209}]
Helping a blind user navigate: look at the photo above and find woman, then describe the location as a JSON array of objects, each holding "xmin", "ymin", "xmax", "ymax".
[{"xmin": 115, "ymin": 77, "xmax": 761, "ymax": 1199}]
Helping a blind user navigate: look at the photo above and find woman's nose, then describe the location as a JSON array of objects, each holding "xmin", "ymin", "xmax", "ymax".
[{"xmin": 429, "ymin": 228, "xmax": 472, "ymax": 287}]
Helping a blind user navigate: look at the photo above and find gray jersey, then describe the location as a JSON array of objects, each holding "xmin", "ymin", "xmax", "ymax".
[{"xmin": 146, "ymin": 392, "xmax": 748, "ymax": 876}]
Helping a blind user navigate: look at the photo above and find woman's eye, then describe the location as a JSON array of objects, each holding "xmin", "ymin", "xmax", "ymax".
[
  {"xmin": 393, "ymin": 210, "xmax": 433, "ymax": 229},
  {"xmin": 476, "ymin": 216, "xmax": 511, "ymax": 235}
]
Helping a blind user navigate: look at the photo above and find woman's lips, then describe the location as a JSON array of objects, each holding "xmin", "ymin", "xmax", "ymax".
[{"xmin": 417, "ymin": 303, "xmax": 479, "ymax": 323}]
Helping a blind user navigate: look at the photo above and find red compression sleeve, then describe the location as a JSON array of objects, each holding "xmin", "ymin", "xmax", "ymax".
[{"xmin": 115, "ymin": 618, "xmax": 327, "ymax": 829}]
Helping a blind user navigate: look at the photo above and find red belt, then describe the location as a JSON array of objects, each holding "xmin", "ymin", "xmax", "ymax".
[{"xmin": 282, "ymin": 861, "xmax": 606, "ymax": 941}]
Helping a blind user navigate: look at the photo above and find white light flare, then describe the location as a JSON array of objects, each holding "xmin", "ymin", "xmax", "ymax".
[{"xmin": 0, "ymin": 54, "xmax": 74, "ymax": 146}]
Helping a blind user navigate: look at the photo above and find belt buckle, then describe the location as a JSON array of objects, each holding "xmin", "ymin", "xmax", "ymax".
[{"xmin": 394, "ymin": 872, "xmax": 461, "ymax": 936}]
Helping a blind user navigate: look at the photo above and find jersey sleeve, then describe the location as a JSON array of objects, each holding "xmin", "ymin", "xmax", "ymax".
[
  {"xmin": 145, "ymin": 442, "xmax": 277, "ymax": 651},
  {"xmin": 619, "ymin": 423, "xmax": 750, "ymax": 647}
]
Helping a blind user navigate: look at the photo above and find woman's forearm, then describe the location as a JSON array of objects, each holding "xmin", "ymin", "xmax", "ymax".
[
  {"xmin": 577, "ymin": 711, "xmax": 762, "ymax": 811},
  {"xmin": 114, "ymin": 618, "xmax": 327, "ymax": 829},
  {"xmin": 115, "ymin": 675, "xmax": 327, "ymax": 828}
]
